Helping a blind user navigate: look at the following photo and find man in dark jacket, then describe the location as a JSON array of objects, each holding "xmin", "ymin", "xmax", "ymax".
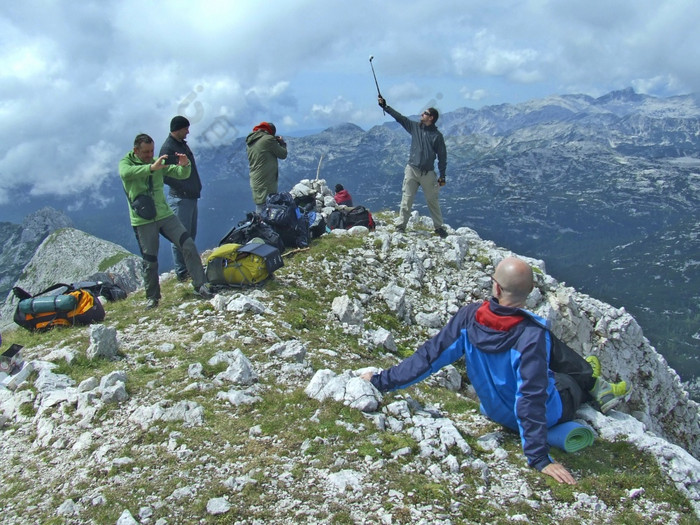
[
  {"xmin": 160, "ymin": 116, "xmax": 202, "ymax": 282},
  {"xmin": 362, "ymin": 257, "xmax": 629, "ymax": 485},
  {"xmin": 378, "ymin": 96, "xmax": 448, "ymax": 238}
]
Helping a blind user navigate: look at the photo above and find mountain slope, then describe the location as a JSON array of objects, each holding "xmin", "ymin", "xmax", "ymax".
[{"xmin": 0, "ymin": 208, "xmax": 73, "ymax": 299}]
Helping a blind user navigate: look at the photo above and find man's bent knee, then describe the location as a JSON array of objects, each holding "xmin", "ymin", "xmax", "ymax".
[{"xmin": 177, "ymin": 231, "xmax": 192, "ymax": 249}]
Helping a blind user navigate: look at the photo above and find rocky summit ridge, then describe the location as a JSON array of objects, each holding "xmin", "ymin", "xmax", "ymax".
[{"xmin": 0, "ymin": 181, "xmax": 698, "ymax": 523}]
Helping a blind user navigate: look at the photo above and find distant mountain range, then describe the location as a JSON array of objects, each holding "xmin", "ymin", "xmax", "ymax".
[{"xmin": 2, "ymin": 88, "xmax": 698, "ymax": 383}]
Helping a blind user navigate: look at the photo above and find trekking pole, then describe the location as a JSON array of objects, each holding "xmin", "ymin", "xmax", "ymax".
[{"xmin": 369, "ymin": 55, "xmax": 385, "ymax": 115}]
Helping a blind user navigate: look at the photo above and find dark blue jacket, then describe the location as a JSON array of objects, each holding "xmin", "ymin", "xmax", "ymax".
[{"xmin": 371, "ymin": 298, "xmax": 562, "ymax": 470}]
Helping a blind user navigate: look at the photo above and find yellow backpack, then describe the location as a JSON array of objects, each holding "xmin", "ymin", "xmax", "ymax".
[{"xmin": 205, "ymin": 242, "xmax": 283, "ymax": 286}]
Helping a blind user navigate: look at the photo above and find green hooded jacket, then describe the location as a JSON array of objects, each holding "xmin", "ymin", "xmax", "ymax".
[
  {"xmin": 118, "ymin": 150, "xmax": 192, "ymax": 226},
  {"xmin": 246, "ymin": 131, "xmax": 288, "ymax": 205}
]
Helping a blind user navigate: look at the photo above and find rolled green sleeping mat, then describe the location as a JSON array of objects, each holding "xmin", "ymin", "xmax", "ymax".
[{"xmin": 18, "ymin": 294, "xmax": 78, "ymax": 315}]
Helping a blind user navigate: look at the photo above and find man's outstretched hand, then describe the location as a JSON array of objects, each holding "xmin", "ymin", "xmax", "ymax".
[
  {"xmin": 542, "ymin": 462, "xmax": 576, "ymax": 485},
  {"xmin": 175, "ymin": 152, "xmax": 190, "ymax": 166},
  {"xmin": 378, "ymin": 96, "xmax": 387, "ymax": 109},
  {"xmin": 150, "ymin": 154, "xmax": 169, "ymax": 172}
]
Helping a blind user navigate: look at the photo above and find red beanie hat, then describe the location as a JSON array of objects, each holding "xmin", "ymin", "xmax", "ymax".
[{"xmin": 252, "ymin": 122, "xmax": 276, "ymax": 135}]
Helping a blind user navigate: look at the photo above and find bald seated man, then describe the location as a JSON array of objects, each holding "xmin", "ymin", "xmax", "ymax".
[{"xmin": 362, "ymin": 256, "xmax": 629, "ymax": 485}]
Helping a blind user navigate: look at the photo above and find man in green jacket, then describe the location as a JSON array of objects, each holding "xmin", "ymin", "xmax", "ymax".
[
  {"xmin": 246, "ymin": 122, "xmax": 287, "ymax": 213},
  {"xmin": 119, "ymin": 133, "xmax": 213, "ymax": 309}
]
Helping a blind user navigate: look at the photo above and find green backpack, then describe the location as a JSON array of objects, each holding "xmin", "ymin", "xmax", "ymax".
[{"xmin": 205, "ymin": 242, "xmax": 283, "ymax": 286}]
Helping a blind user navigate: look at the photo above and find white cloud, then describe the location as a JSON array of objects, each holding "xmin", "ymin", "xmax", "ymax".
[
  {"xmin": 281, "ymin": 115, "xmax": 297, "ymax": 128},
  {"xmin": 451, "ymin": 30, "xmax": 543, "ymax": 82},
  {"xmin": 2, "ymin": 43, "xmax": 58, "ymax": 81},
  {"xmin": 461, "ymin": 88, "xmax": 488, "ymax": 102},
  {"xmin": 311, "ymin": 96, "xmax": 355, "ymax": 122}
]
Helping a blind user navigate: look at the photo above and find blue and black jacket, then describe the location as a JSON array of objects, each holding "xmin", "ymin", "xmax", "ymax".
[{"xmin": 371, "ymin": 298, "xmax": 562, "ymax": 471}]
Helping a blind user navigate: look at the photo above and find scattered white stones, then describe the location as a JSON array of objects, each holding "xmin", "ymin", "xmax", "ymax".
[
  {"xmin": 209, "ymin": 349, "xmax": 258, "ymax": 386},
  {"xmin": 415, "ymin": 310, "xmax": 443, "ymax": 328},
  {"xmin": 86, "ymin": 324, "xmax": 119, "ymax": 359},
  {"xmin": 368, "ymin": 327, "xmax": 397, "ymax": 352},
  {"xmin": 305, "ymin": 369, "xmax": 382, "ymax": 412},
  {"xmin": 327, "ymin": 469, "xmax": 364, "ymax": 493},
  {"xmin": 34, "ymin": 367, "xmax": 74, "ymax": 393},
  {"xmin": 206, "ymin": 497, "xmax": 232, "ymax": 515},
  {"xmin": 265, "ymin": 340, "xmax": 307, "ymax": 362},
  {"xmin": 116, "ymin": 509, "xmax": 139, "ymax": 525},
  {"xmin": 129, "ymin": 400, "xmax": 204, "ymax": 429},
  {"xmin": 217, "ymin": 388, "xmax": 261, "ymax": 406},
  {"xmin": 380, "ymin": 282, "xmax": 410, "ymax": 323},
  {"xmin": 332, "ymin": 295, "xmax": 364, "ymax": 325},
  {"xmin": 57, "ymin": 499, "xmax": 79, "ymax": 516},
  {"xmin": 44, "ymin": 347, "xmax": 77, "ymax": 364},
  {"xmin": 226, "ymin": 295, "xmax": 267, "ymax": 313}
]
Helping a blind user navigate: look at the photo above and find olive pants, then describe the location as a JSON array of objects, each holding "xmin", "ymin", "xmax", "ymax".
[{"xmin": 398, "ymin": 164, "xmax": 444, "ymax": 229}]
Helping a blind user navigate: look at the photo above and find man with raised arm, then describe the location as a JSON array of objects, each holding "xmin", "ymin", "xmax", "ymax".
[{"xmin": 377, "ymin": 96, "xmax": 448, "ymax": 238}]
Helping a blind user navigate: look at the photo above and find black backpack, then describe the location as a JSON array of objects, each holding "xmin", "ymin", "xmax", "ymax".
[
  {"xmin": 220, "ymin": 213, "xmax": 285, "ymax": 253},
  {"xmin": 262, "ymin": 192, "xmax": 309, "ymax": 248},
  {"xmin": 294, "ymin": 193, "xmax": 317, "ymax": 211},
  {"xmin": 71, "ymin": 280, "xmax": 128, "ymax": 302},
  {"xmin": 261, "ymin": 192, "xmax": 298, "ymax": 230},
  {"xmin": 328, "ymin": 206, "xmax": 375, "ymax": 231}
]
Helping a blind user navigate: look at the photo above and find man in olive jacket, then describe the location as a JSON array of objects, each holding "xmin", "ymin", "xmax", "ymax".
[
  {"xmin": 246, "ymin": 122, "xmax": 287, "ymax": 213},
  {"xmin": 119, "ymin": 133, "xmax": 212, "ymax": 309}
]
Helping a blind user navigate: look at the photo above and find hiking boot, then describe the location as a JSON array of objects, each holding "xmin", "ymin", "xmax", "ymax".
[
  {"xmin": 145, "ymin": 298, "xmax": 159, "ymax": 310},
  {"xmin": 193, "ymin": 283, "xmax": 214, "ymax": 300},
  {"xmin": 585, "ymin": 355, "xmax": 601, "ymax": 379},
  {"xmin": 434, "ymin": 227, "xmax": 448, "ymax": 238},
  {"xmin": 396, "ymin": 225, "xmax": 406, "ymax": 233},
  {"xmin": 176, "ymin": 272, "xmax": 190, "ymax": 283},
  {"xmin": 590, "ymin": 378, "xmax": 629, "ymax": 414}
]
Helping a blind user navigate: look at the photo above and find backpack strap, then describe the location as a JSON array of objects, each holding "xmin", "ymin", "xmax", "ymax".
[
  {"xmin": 32, "ymin": 283, "xmax": 74, "ymax": 297},
  {"xmin": 13, "ymin": 283, "xmax": 73, "ymax": 300}
]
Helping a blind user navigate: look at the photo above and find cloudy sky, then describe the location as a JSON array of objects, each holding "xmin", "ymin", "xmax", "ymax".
[{"xmin": 1, "ymin": 0, "xmax": 699, "ymax": 210}]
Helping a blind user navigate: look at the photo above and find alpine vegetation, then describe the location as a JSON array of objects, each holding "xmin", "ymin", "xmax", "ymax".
[{"xmin": 0, "ymin": 207, "xmax": 698, "ymax": 524}]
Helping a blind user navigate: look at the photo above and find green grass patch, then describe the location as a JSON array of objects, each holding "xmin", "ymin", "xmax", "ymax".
[{"xmin": 97, "ymin": 252, "xmax": 134, "ymax": 272}]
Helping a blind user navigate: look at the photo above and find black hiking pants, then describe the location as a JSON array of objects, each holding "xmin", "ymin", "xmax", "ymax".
[
  {"xmin": 133, "ymin": 215, "xmax": 206, "ymax": 301},
  {"xmin": 549, "ymin": 336, "xmax": 596, "ymax": 423}
]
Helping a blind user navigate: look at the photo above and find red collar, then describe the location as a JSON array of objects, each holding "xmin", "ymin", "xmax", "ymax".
[{"xmin": 475, "ymin": 301, "xmax": 525, "ymax": 331}]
